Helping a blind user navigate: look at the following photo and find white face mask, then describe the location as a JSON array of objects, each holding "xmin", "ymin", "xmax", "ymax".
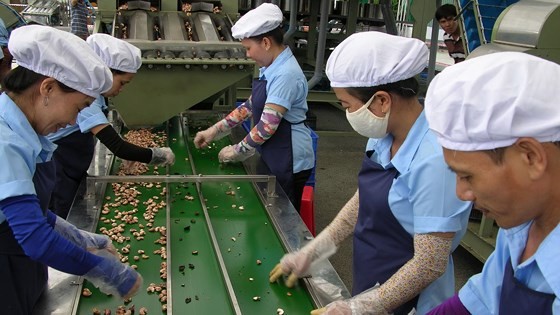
[{"xmin": 345, "ymin": 94, "xmax": 390, "ymax": 139}]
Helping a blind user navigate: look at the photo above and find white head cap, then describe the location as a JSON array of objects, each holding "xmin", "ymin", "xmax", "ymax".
[
  {"xmin": 9, "ymin": 25, "xmax": 112, "ymax": 98},
  {"xmin": 326, "ymin": 31, "xmax": 428, "ymax": 87},
  {"xmin": 231, "ymin": 3, "xmax": 283, "ymax": 39},
  {"xmin": 87, "ymin": 33, "xmax": 142, "ymax": 73},
  {"xmin": 425, "ymin": 52, "xmax": 560, "ymax": 151}
]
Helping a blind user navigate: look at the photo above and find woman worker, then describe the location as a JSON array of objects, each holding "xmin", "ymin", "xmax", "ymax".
[
  {"xmin": 269, "ymin": 32, "xmax": 472, "ymax": 315},
  {"xmin": 47, "ymin": 33, "xmax": 175, "ymax": 219},
  {"xmin": 425, "ymin": 53, "xmax": 560, "ymax": 314},
  {"xmin": 0, "ymin": 25, "xmax": 141, "ymax": 314},
  {"xmin": 193, "ymin": 3, "xmax": 315, "ymax": 212}
]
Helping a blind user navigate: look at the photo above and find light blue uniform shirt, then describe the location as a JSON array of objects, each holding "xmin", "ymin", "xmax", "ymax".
[
  {"xmin": 366, "ymin": 111, "xmax": 472, "ymax": 314},
  {"xmin": 47, "ymin": 95, "xmax": 108, "ymax": 142},
  {"xmin": 0, "ymin": 93, "xmax": 56, "ymax": 224},
  {"xmin": 459, "ymin": 221, "xmax": 560, "ymax": 314},
  {"xmin": 259, "ymin": 47, "xmax": 315, "ymax": 173}
]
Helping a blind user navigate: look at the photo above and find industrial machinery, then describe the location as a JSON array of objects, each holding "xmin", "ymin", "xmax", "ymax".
[
  {"xmin": 31, "ymin": 1, "xmax": 349, "ymax": 313},
  {"xmin": 21, "ymin": 0, "xmax": 64, "ymax": 25},
  {"xmin": 467, "ymin": 0, "xmax": 560, "ymax": 63},
  {"xmin": 33, "ymin": 114, "xmax": 349, "ymax": 314},
  {"xmin": 93, "ymin": 0, "xmax": 255, "ymax": 127}
]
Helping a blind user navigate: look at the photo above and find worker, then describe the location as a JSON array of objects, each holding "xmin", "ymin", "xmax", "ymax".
[
  {"xmin": 424, "ymin": 52, "xmax": 560, "ymax": 314},
  {"xmin": 436, "ymin": 4, "xmax": 465, "ymax": 64},
  {"xmin": 193, "ymin": 3, "xmax": 315, "ymax": 212},
  {"xmin": 269, "ymin": 31, "xmax": 472, "ymax": 315},
  {"xmin": 0, "ymin": 25, "xmax": 141, "ymax": 315},
  {"xmin": 47, "ymin": 33, "xmax": 175, "ymax": 219},
  {"xmin": 70, "ymin": 0, "xmax": 89, "ymax": 40}
]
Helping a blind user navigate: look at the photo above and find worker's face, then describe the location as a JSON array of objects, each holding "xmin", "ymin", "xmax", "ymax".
[
  {"xmin": 35, "ymin": 78, "xmax": 93, "ymax": 135},
  {"xmin": 332, "ymin": 87, "xmax": 387, "ymax": 116},
  {"xmin": 438, "ymin": 16, "xmax": 458, "ymax": 35},
  {"xmin": 443, "ymin": 142, "xmax": 544, "ymax": 229},
  {"xmin": 103, "ymin": 72, "xmax": 135, "ymax": 97},
  {"xmin": 241, "ymin": 38, "xmax": 274, "ymax": 67}
]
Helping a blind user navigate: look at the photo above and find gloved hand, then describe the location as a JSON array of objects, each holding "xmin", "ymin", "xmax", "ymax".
[
  {"xmin": 269, "ymin": 234, "xmax": 337, "ymax": 288},
  {"xmin": 311, "ymin": 287, "xmax": 388, "ymax": 315},
  {"xmin": 85, "ymin": 249, "xmax": 142, "ymax": 299},
  {"xmin": 53, "ymin": 215, "xmax": 117, "ymax": 255},
  {"xmin": 150, "ymin": 147, "xmax": 175, "ymax": 166},
  {"xmin": 194, "ymin": 125, "xmax": 218, "ymax": 149},
  {"xmin": 218, "ymin": 144, "xmax": 255, "ymax": 163},
  {"xmin": 194, "ymin": 123, "xmax": 231, "ymax": 149},
  {"xmin": 271, "ymin": 190, "xmax": 358, "ymax": 287}
]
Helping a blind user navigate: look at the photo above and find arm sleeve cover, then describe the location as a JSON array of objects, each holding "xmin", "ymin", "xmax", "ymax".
[
  {"xmin": 236, "ymin": 105, "xmax": 283, "ymax": 153},
  {"xmin": 95, "ymin": 125, "xmax": 152, "ymax": 163},
  {"xmin": 216, "ymin": 99, "xmax": 253, "ymax": 133},
  {"xmin": 377, "ymin": 233, "xmax": 453, "ymax": 312},
  {"xmin": 0, "ymin": 195, "xmax": 102, "ymax": 274}
]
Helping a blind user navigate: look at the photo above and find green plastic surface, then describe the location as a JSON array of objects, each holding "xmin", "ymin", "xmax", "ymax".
[{"xmin": 76, "ymin": 117, "xmax": 315, "ymax": 314}]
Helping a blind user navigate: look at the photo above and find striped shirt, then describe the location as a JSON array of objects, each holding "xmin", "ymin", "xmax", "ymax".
[
  {"xmin": 70, "ymin": 0, "xmax": 88, "ymax": 37},
  {"xmin": 443, "ymin": 33, "xmax": 465, "ymax": 64}
]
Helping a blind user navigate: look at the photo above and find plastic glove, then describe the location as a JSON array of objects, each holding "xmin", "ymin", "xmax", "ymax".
[
  {"xmin": 194, "ymin": 126, "xmax": 218, "ymax": 149},
  {"xmin": 218, "ymin": 144, "xmax": 255, "ymax": 163},
  {"xmin": 271, "ymin": 190, "xmax": 358, "ymax": 287},
  {"xmin": 85, "ymin": 249, "xmax": 142, "ymax": 299},
  {"xmin": 53, "ymin": 215, "xmax": 117, "ymax": 255},
  {"xmin": 194, "ymin": 124, "xmax": 231, "ymax": 149},
  {"xmin": 150, "ymin": 147, "xmax": 175, "ymax": 166},
  {"xmin": 269, "ymin": 235, "xmax": 337, "ymax": 288},
  {"xmin": 311, "ymin": 287, "xmax": 388, "ymax": 315}
]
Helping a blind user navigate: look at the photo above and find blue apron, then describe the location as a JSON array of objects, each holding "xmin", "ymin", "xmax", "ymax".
[
  {"xmin": 352, "ymin": 151, "xmax": 418, "ymax": 314},
  {"xmin": 251, "ymin": 79, "xmax": 303, "ymax": 207},
  {"xmin": 51, "ymin": 129, "xmax": 95, "ymax": 218},
  {"xmin": 499, "ymin": 258, "xmax": 555, "ymax": 314},
  {"xmin": 0, "ymin": 161, "xmax": 55, "ymax": 314}
]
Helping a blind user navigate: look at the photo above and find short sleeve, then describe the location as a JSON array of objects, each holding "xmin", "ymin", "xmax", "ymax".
[
  {"xmin": 0, "ymin": 135, "xmax": 36, "ymax": 201},
  {"xmin": 409, "ymin": 154, "xmax": 471, "ymax": 234},
  {"xmin": 265, "ymin": 75, "xmax": 305, "ymax": 110},
  {"xmin": 77, "ymin": 98, "xmax": 109, "ymax": 133}
]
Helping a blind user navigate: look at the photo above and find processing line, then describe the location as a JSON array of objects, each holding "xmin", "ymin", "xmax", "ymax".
[
  {"xmin": 32, "ymin": 113, "xmax": 349, "ymax": 314},
  {"xmin": 29, "ymin": 1, "xmax": 349, "ymax": 313}
]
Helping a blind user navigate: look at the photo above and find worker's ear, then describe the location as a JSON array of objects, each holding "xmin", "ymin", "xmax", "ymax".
[
  {"xmin": 39, "ymin": 77, "xmax": 57, "ymax": 97},
  {"xmin": 262, "ymin": 36, "xmax": 272, "ymax": 51},
  {"xmin": 512, "ymin": 137, "xmax": 548, "ymax": 180},
  {"xmin": 373, "ymin": 91, "xmax": 392, "ymax": 115}
]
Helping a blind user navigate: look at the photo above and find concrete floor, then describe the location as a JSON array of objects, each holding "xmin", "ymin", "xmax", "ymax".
[{"xmin": 308, "ymin": 102, "xmax": 484, "ymax": 293}]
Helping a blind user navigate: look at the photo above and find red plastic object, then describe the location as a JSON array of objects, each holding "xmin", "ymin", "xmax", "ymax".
[{"xmin": 300, "ymin": 185, "xmax": 315, "ymax": 236}]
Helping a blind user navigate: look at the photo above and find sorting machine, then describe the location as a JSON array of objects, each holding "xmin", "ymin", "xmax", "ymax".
[
  {"xmin": 33, "ymin": 1, "xmax": 350, "ymax": 314},
  {"xmin": 93, "ymin": 0, "xmax": 255, "ymax": 128}
]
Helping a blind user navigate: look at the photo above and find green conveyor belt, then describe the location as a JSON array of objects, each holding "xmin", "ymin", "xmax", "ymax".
[{"xmin": 76, "ymin": 116, "xmax": 315, "ymax": 314}]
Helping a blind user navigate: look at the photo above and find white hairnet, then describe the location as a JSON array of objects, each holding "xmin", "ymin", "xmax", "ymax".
[
  {"xmin": 326, "ymin": 31, "xmax": 428, "ymax": 87},
  {"xmin": 87, "ymin": 33, "xmax": 142, "ymax": 73},
  {"xmin": 9, "ymin": 25, "xmax": 112, "ymax": 98},
  {"xmin": 425, "ymin": 52, "xmax": 560, "ymax": 151},
  {"xmin": 231, "ymin": 3, "xmax": 283, "ymax": 39}
]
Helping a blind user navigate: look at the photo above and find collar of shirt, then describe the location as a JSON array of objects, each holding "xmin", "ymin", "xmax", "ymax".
[
  {"xmin": 0, "ymin": 93, "xmax": 57, "ymax": 162},
  {"xmin": 505, "ymin": 221, "xmax": 560, "ymax": 297},
  {"xmin": 259, "ymin": 47, "xmax": 293, "ymax": 80},
  {"xmin": 368, "ymin": 111, "xmax": 429, "ymax": 173}
]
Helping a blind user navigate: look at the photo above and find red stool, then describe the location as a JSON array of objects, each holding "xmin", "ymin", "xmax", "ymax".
[{"xmin": 300, "ymin": 185, "xmax": 315, "ymax": 236}]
